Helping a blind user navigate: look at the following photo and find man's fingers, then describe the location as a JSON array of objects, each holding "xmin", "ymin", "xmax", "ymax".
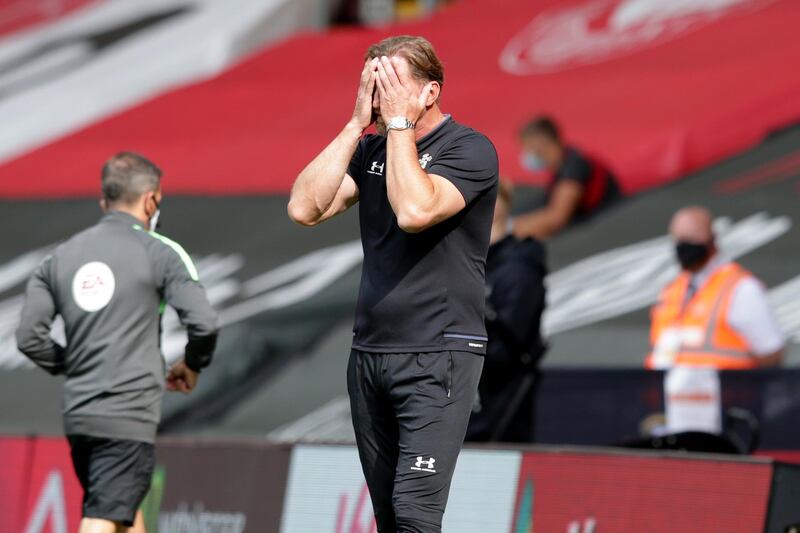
[
  {"xmin": 376, "ymin": 60, "xmax": 392, "ymax": 93},
  {"xmin": 170, "ymin": 377, "xmax": 190, "ymax": 394},
  {"xmin": 361, "ymin": 58, "xmax": 379, "ymax": 86},
  {"xmin": 377, "ymin": 60, "xmax": 401, "ymax": 96},
  {"xmin": 357, "ymin": 59, "xmax": 376, "ymax": 98},
  {"xmin": 380, "ymin": 56, "xmax": 401, "ymax": 88},
  {"xmin": 375, "ymin": 69, "xmax": 388, "ymax": 99},
  {"xmin": 166, "ymin": 375, "xmax": 188, "ymax": 393},
  {"xmin": 360, "ymin": 58, "xmax": 376, "ymax": 80}
]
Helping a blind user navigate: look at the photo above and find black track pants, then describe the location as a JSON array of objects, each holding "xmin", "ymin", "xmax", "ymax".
[{"xmin": 347, "ymin": 349, "xmax": 484, "ymax": 533}]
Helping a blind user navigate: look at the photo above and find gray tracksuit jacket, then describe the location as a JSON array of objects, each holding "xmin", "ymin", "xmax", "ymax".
[{"xmin": 15, "ymin": 211, "xmax": 218, "ymax": 443}]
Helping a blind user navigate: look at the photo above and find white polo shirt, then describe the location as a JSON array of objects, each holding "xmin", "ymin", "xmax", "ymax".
[{"xmin": 690, "ymin": 255, "xmax": 785, "ymax": 357}]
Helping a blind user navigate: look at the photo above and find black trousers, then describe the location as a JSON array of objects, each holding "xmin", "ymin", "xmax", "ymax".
[{"xmin": 347, "ymin": 349, "xmax": 484, "ymax": 533}]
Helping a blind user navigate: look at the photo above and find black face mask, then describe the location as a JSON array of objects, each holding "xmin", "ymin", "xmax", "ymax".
[{"xmin": 675, "ymin": 241, "xmax": 711, "ymax": 270}]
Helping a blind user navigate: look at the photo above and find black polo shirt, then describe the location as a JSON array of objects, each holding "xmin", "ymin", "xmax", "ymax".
[
  {"xmin": 546, "ymin": 146, "xmax": 622, "ymax": 218},
  {"xmin": 347, "ymin": 116, "xmax": 498, "ymax": 355}
]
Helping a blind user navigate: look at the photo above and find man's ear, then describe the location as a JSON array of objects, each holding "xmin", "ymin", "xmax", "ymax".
[
  {"xmin": 143, "ymin": 191, "xmax": 155, "ymax": 216},
  {"xmin": 99, "ymin": 198, "xmax": 107, "ymax": 213},
  {"xmin": 426, "ymin": 82, "xmax": 441, "ymax": 107}
]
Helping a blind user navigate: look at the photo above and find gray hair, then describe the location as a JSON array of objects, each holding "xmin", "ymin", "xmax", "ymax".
[{"xmin": 101, "ymin": 152, "xmax": 162, "ymax": 205}]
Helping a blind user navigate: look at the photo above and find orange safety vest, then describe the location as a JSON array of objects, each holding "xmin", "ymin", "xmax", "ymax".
[{"xmin": 646, "ymin": 262, "xmax": 757, "ymax": 370}]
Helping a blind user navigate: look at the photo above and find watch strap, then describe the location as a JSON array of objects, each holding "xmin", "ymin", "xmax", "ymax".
[{"xmin": 387, "ymin": 117, "xmax": 415, "ymax": 131}]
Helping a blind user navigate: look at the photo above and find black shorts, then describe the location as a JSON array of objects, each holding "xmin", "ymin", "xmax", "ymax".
[{"xmin": 68, "ymin": 435, "xmax": 155, "ymax": 526}]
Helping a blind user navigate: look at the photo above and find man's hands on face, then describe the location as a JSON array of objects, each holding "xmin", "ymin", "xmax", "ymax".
[
  {"xmin": 166, "ymin": 359, "xmax": 198, "ymax": 394},
  {"xmin": 375, "ymin": 56, "xmax": 433, "ymax": 125},
  {"xmin": 349, "ymin": 57, "xmax": 379, "ymax": 131}
]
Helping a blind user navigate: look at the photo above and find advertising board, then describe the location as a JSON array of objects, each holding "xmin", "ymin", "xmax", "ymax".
[
  {"xmin": 280, "ymin": 445, "xmax": 522, "ymax": 533},
  {"xmin": 512, "ymin": 451, "xmax": 773, "ymax": 533}
]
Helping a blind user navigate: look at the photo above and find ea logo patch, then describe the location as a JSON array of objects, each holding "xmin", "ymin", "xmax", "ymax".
[{"xmin": 72, "ymin": 262, "xmax": 115, "ymax": 312}]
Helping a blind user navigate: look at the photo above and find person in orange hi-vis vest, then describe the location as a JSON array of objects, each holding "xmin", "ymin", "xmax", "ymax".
[{"xmin": 647, "ymin": 206, "xmax": 785, "ymax": 370}]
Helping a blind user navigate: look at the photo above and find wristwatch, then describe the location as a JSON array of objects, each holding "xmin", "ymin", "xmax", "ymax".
[{"xmin": 386, "ymin": 117, "xmax": 415, "ymax": 131}]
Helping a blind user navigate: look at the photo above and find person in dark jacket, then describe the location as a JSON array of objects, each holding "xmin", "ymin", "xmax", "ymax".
[
  {"xmin": 467, "ymin": 181, "xmax": 547, "ymax": 443},
  {"xmin": 16, "ymin": 152, "xmax": 218, "ymax": 533}
]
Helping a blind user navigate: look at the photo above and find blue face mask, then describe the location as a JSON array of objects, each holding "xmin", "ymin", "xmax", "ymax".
[{"xmin": 520, "ymin": 151, "xmax": 546, "ymax": 172}]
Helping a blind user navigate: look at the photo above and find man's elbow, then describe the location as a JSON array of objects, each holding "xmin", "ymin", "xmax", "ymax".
[
  {"xmin": 756, "ymin": 349, "xmax": 784, "ymax": 368},
  {"xmin": 198, "ymin": 309, "xmax": 220, "ymax": 339},
  {"xmin": 545, "ymin": 208, "xmax": 572, "ymax": 234},
  {"xmin": 15, "ymin": 326, "xmax": 38, "ymax": 356},
  {"xmin": 287, "ymin": 199, "xmax": 320, "ymax": 227},
  {"xmin": 396, "ymin": 208, "xmax": 435, "ymax": 234}
]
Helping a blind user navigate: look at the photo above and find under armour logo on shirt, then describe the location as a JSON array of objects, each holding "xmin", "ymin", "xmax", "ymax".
[
  {"xmin": 411, "ymin": 456, "xmax": 437, "ymax": 473},
  {"xmin": 368, "ymin": 161, "xmax": 385, "ymax": 175}
]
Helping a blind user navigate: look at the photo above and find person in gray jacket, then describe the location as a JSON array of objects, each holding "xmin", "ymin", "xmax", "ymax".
[{"xmin": 16, "ymin": 152, "xmax": 218, "ymax": 533}]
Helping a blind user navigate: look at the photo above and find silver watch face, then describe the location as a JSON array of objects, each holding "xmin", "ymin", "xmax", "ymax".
[{"xmin": 388, "ymin": 117, "xmax": 412, "ymax": 130}]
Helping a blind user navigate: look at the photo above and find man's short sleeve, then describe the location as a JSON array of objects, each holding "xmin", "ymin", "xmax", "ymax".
[
  {"xmin": 556, "ymin": 149, "xmax": 592, "ymax": 186},
  {"xmin": 426, "ymin": 132, "xmax": 498, "ymax": 204},
  {"xmin": 347, "ymin": 138, "xmax": 365, "ymax": 188},
  {"xmin": 728, "ymin": 277, "xmax": 785, "ymax": 356}
]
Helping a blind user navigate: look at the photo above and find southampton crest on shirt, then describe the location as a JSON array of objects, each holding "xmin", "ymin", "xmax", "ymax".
[{"xmin": 419, "ymin": 153, "xmax": 432, "ymax": 169}]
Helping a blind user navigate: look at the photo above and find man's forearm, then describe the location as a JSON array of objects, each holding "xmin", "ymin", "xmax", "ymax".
[
  {"xmin": 514, "ymin": 209, "xmax": 564, "ymax": 240},
  {"xmin": 385, "ymin": 129, "xmax": 437, "ymax": 230},
  {"xmin": 17, "ymin": 338, "xmax": 66, "ymax": 375},
  {"xmin": 16, "ymin": 269, "xmax": 65, "ymax": 376},
  {"xmin": 756, "ymin": 349, "xmax": 784, "ymax": 368},
  {"xmin": 288, "ymin": 122, "xmax": 362, "ymax": 225}
]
